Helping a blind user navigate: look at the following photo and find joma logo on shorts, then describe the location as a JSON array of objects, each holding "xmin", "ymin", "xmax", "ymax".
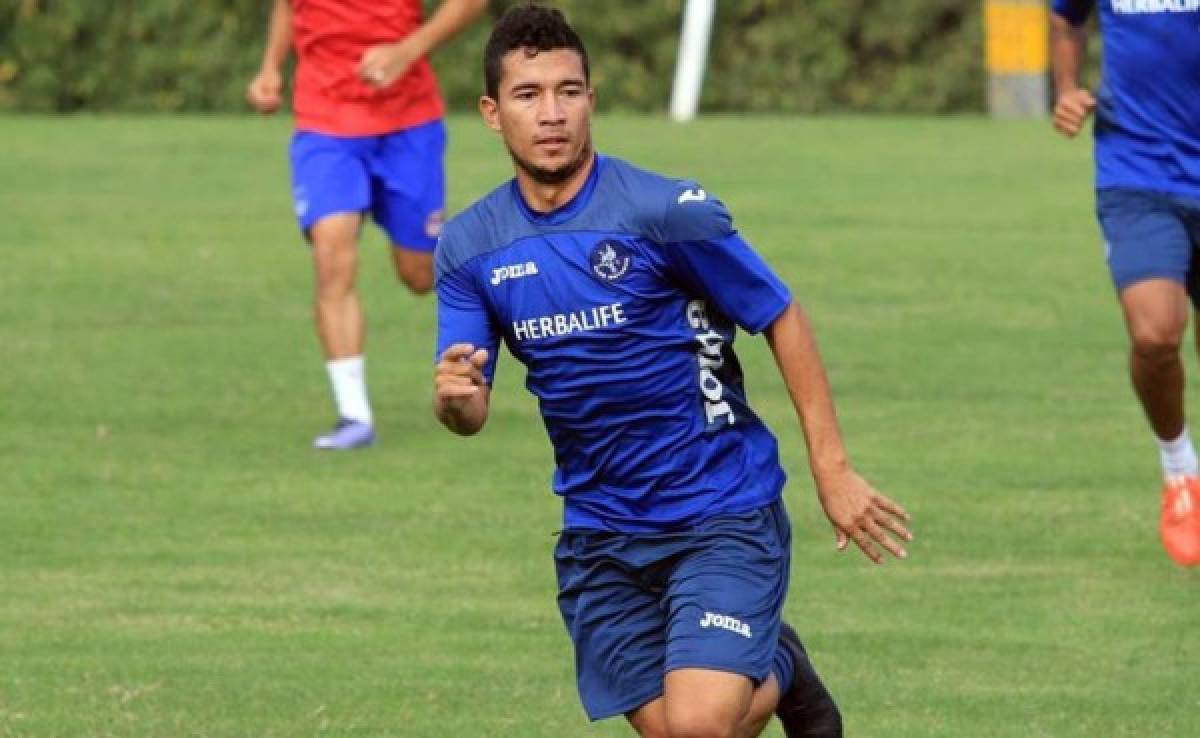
[{"xmin": 699, "ymin": 612, "xmax": 752, "ymax": 638}]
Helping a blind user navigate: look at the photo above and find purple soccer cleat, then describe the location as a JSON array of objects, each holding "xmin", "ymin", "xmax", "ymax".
[{"xmin": 313, "ymin": 418, "xmax": 375, "ymax": 450}]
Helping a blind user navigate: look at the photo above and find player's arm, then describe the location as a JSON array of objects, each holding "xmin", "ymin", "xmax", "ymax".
[
  {"xmin": 360, "ymin": 0, "xmax": 490, "ymax": 88},
  {"xmin": 433, "ymin": 227, "xmax": 499, "ymax": 437},
  {"xmin": 1049, "ymin": 2, "xmax": 1095, "ymax": 138},
  {"xmin": 764, "ymin": 302, "xmax": 912, "ymax": 564},
  {"xmin": 434, "ymin": 344, "xmax": 491, "ymax": 435},
  {"xmin": 247, "ymin": 0, "xmax": 292, "ymax": 114},
  {"xmin": 654, "ymin": 183, "xmax": 910, "ymax": 561}
]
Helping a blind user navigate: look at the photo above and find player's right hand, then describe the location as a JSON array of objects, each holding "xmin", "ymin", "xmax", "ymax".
[
  {"xmin": 435, "ymin": 343, "xmax": 489, "ymax": 403},
  {"xmin": 1053, "ymin": 88, "xmax": 1096, "ymax": 138},
  {"xmin": 246, "ymin": 68, "xmax": 284, "ymax": 114}
]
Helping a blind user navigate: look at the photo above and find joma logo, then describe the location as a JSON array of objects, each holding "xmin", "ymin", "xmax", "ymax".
[
  {"xmin": 699, "ymin": 612, "xmax": 752, "ymax": 638},
  {"xmin": 491, "ymin": 261, "xmax": 539, "ymax": 286}
]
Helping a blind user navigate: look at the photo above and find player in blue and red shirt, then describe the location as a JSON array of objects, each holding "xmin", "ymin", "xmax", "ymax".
[
  {"xmin": 1051, "ymin": 0, "xmax": 1200, "ymax": 565},
  {"xmin": 247, "ymin": 0, "xmax": 486, "ymax": 450},
  {"xmin": 433, "ymin": 6, "xmax": 912, "ymax": 737}
]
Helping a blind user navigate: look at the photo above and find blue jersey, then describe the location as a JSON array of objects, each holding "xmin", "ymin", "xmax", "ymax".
[
  {"xmin": 1053, "ymin": 0, "xmax": 1200, "ymax": 198},
  {"xmin": 435, "ymin": 155, "xmax": 792, "ymax": 532}
]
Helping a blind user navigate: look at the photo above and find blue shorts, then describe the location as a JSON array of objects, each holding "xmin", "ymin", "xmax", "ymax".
[
  {"xmin": 1097, "ymin": 187, "xmax": 1200, "ymax": 306},
  {"xmin": 288, "ymin": 119, "xmax": 447, "ymax": 251},
  {"xmin": 554, "ymin": 500, "xmax": 791, "ymax": 721}
]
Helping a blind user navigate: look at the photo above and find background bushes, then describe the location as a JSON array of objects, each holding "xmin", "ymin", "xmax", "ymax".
[{"xmin": 0, "ymin": 0, "xmax": 985, "ymax": 113}]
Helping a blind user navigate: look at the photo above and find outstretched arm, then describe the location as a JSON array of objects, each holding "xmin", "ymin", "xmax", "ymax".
[
  {"xmin": 765, "ymin": 302, "xmax": 912, "ymax": 563},
  {"xmin": 1050, "ymin": 11, "xmax": 1094, "ymax": 138},
  {"xmin": 360, "ymin": 0, "xmax": 490, "ymax": 88},
  {"xmin": 434, "ymin": 343, "xmax": 491, "ymax": 436},
  {"xmin": 246, "ymin": 0, "xmax": 292, "ymax": 114}
]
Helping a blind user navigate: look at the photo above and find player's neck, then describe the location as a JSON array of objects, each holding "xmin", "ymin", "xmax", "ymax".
[{"xmin": 515, "ymin": 150, "xmax": 596, "ymax": 214}]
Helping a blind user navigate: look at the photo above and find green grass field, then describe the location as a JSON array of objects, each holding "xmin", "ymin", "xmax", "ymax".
[{"xmin": 2, "ymin": 113, "xmax": 1197, "ymax": 737}]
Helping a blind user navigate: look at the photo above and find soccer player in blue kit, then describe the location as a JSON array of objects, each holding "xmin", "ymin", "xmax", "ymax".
[
  {"xmin": 433, "ymin": 5, "xmax": 912, "ymax": 737},
  {"xmin": 1051, "ymin": 0, "xmax": 1200, "ymax": 566}
]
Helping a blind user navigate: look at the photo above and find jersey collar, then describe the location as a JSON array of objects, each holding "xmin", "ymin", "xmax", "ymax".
[{"xmin": 511, "ymin": 153, "xmax": 605, "ymax": 227}]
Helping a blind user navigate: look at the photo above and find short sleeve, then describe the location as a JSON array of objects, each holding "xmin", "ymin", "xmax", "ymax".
[
  {"xmin": 654, "ymin": 184, "xmax": 791, "ymax": 333},
  {"xmin": 662, "ymin": 231, "xmax": 792, "ymax": 334},
  {"xmin": 435, "ymin": 263, "xmax": 501, "ymax": 383},
  {"xmin": 1051, "ymin": 0, "xmax": 1093, "ymax": 25},
  {"xmin": 660, "ymin": 181, "xmax": 736, "ymax": 242}
]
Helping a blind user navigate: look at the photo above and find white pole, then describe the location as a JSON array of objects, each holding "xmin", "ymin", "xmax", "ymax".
[{"xmin": 669, "ymin": 0, "xmax": 716, "ymax": 122}]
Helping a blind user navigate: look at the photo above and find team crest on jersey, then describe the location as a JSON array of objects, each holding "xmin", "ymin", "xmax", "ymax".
[{"xmin": 590, "ymin": 239, "xmax": 632, "ymax": 282}]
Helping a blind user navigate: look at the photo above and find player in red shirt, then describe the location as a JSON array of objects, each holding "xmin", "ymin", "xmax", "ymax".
[{"xmin": 247, "ymin": 0, "xmax": 487, "ymax": 449}]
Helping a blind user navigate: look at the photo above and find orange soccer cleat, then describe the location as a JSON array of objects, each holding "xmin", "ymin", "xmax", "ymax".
[{"xmin": 1161, "ymin": 476, "xmax": 1200, "ymax": 566}]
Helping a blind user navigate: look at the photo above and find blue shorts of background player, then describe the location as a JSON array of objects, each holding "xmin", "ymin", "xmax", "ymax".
[
  {"xmin": 287, "ymin": 119, "xmax": 447, "ymax": 450},
  {"xmin": 556, "ymin": 501, "xmax": 796, "ymax": 721},
  {"xmin": 1098, "ymin": 188, "xmax": 1200, "ymax": 307},
  {"xmin": 290, "ymin": 119, "xmax": 447, "ymax": 252}
]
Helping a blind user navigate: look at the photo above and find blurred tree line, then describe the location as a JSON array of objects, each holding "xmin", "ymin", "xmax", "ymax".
[{"xmin": 0, "ymin": 0, "xmax": 984, "ymax": 113}]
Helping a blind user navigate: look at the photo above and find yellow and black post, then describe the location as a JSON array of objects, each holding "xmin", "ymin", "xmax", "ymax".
[{"xmin": 985, "ymin": 0, "xmax": 1050, "ymax": 117}]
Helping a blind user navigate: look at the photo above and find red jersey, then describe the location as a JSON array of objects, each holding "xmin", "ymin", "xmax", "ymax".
[{"xmin": 290, "ymin": 0, "xmax": 444, "ymax": 136}]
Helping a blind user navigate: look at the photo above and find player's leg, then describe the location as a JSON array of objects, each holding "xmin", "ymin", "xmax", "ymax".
[
  {"xmin": 1187, "ymin": 196, "xmax": 1200, "ymax": 412},
  {"xmin": 290, "ymin": 132, "xmax": 376, "ymax": 449},
  {"xmin": 310, "ymin": 212, "xmax": 376, "ymax": 449},
  {"xmin": 627, "ymin": 669, "xmax": 759, "ymax": 738},
  {"xmin": 625, "ymin": 697, "xmax": 670, "ymax": 738},
  {"xmin": 774, "ymin": 623, "xmax": 842, "ymax": 738},
  {"xmin": 370, "ymin": 119, "xmax": 446, "ymax": 295},
  {"xmin": 312, "ymin": 213, "xmax": 366, "ymax": 361},
  {"xmin": 655, "ymin": 502, "xmax": 840, "ymax": 738},
  {"xmin": 391, "ymin": 248, "xmax": 434, "ymax": 295},
  {"xmin": 1119, "ymin": 278, "xmax": 1190, "ymax": 450},
  {"xmin": 553, "ymin": 530, "xmax": 671, "ymax": 727},
  {"xmin": 664, "ymin": 669, "xmax": 774, "ymax": 738},
  {"xmin": 628, "ymin": 643, "xmax": 835, "ymax": 738},
  {"xmin": 1100, "ymin": 187, "xmax": 1200, "ymax": 563},
  {"xmin": 1170, "ymin": 195, "xmax": 1200, "ymax": 565},
  {"xmin": 627, "ymin": 652, "xmax": 827, "ymax": 738},
  {"xmin": 1189, "ymin": 198, "xmax": 1200, "ymax": 377}
]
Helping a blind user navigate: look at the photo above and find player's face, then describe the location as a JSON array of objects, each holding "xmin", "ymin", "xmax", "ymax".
[{"xmin": 481, "ymin": 48, "xmax": 594, "ymax": 186}]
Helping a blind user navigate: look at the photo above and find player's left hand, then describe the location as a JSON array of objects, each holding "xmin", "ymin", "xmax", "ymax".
[
  {"xmin": 813, "ymin": 468, "xmax": 911, "ymax": 564},
  {"xmin": 435, "ymin": 343, "xmax": 489, "ymax": 404},
  {"xmin": 359, "ymin": 39, "xmax": 422, "ymax": 88},
  {"xmin": 1052, "ymin": 88, "xmax": 1096, "ymax": 138}
]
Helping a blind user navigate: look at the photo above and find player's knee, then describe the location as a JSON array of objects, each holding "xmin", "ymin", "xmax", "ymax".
[
  {"xmin": 1130, "ymin": 327, "xmax": 1183, "ymax": 362},
  {"xmin": 314, "ymin": 265, "xmax": 356, "ymax": 298},
  {"xmin": 392, "ymin": 252, "xmax": 434, "ymax": 295},
  {"xmin": 397, "ymin": 266, "xmax": 433, "ymax": 295},
  {"xmin": 312, "ymin": 250, "xmax": 358, "ymax": 297}
]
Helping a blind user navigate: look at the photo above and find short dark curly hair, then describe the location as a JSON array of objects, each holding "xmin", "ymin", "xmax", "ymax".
[{"xmin": 483, "ymin": 3, "xmax": 590, "ymax": 99}]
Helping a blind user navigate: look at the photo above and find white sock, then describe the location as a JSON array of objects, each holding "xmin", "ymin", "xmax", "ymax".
[
  {"xmin": 326, "ymin": 355, "xmax": 372, "ymax": 425},
  {"xmin": 1157, "ymin": 427, "xmax": 1199, "ymax": 478}
]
